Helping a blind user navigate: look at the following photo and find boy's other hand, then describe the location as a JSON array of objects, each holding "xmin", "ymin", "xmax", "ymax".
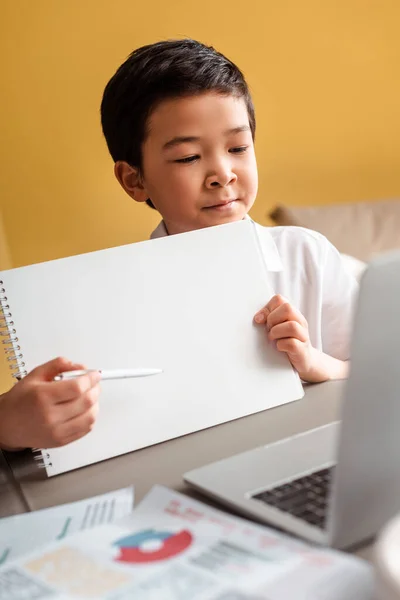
[
  {"xmin": 0, "ymin": 357, "xmax": 101, "ymax": 451},
  {"xmin": 254, "ymin": 295, "xmax": 348, "ymax": 383}
]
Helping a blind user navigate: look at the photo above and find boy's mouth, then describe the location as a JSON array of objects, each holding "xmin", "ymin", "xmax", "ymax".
[{"xmin": 203, "ymin": 199, "xmax": 238, "ymax": 210}]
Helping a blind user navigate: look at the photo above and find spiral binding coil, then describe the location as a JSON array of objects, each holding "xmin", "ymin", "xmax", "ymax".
[
  {"xmin": 0, "ymin": 279, "xmax": 27, "ymax": 379},
  {"xmin": 1, "ymin": 280, "xmax": 50, "ymax": 469},
  {"xmin": 32, "ymin": 448, "xmax": 53, "ymax": 469}
]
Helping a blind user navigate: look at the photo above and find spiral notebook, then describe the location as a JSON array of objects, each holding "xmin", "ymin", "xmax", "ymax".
[{"xmin": 0, "ymin": 220, "xmax": 303, "ymax": 477}]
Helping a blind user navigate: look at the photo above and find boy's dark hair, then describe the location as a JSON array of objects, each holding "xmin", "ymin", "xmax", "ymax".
[{"xmin": 100, "ymin": 38, "xmax": 256, "ymax": 209}]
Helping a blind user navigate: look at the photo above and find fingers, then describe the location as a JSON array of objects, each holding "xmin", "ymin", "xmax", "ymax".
[
  {"xmin": 268, "ymin": 304, "xmax": 307, "ymax": 331},
  {"xmin": 45, "ymin": 370, "xmax": 101, "ymax": 404},
  {"xmin": 49, "ymin": 404, "xmax": 99, "ymax": 448},
  {"xmin": 44, "ymin": 385, "xmax": 100, "ymax": 447},
  {"xmin": 254, "ymin": 295, "xmax": 307, "ymax": 330},
  {"xmin": 27, "ymin": 377, "xmax": 100, "ymax": 431},
  {"xmin": 61, "ymin": 404, "xmax": 99, "ymax": 444},
  {"xmin": 275, "ymin": 337, "xmax": 303, "ymax": 356},
  {"xmin": 268, "ymin": 321, "xmax": 308, "ymax": 343},
  {"xmin": 254, "ymin": 295, "xmax": 289, "ymax": 325},
  {"xmin": 4, "ymin": 358, "xmax": 101, "ymax": 450},
  {"xmin": 26, "ymin": 357, "xmax": 86, "ymax": 382},
  {"xmin": 56, "ymin": 384, "xmax": 100, "ymax": 421}
]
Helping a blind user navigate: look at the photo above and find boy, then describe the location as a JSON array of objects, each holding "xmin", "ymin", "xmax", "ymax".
[{"xmin": 101, "ymin": 39, "xmax": 358, "ymax": 383}]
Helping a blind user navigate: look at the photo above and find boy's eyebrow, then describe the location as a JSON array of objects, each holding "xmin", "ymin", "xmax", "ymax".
[
  {"xmin": 162, "ymin": 126, "xmax": 251, "ymax": 151},
  {"xmin": 163, "ymin": 136, "xmax": 200, "ymax": 150},
  {"xmin": 224, "ymin": 125, "xmax": 251, "ymax": 135}
]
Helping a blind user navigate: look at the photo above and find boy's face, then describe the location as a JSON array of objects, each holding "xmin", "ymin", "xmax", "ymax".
[{"xmin": 117, "ymin": 93, "xmax": 258, "ymax": 235}]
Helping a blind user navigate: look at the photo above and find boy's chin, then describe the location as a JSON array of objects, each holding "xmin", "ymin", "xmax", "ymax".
[
  {"xmin": 199, "ymin": 203, "xmax": 249, "ymax": 227},
  {"xmin": 202, "ymin": 213, "xmax": 248, "ymax": 229},
  {"xmin": 167, "ymin": 205, "xmax": 250, "ymax": 234}
]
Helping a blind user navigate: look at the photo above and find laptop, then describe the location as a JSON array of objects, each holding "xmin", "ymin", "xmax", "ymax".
[{"xmin": 184, "ymin": 250, "xmax": 400, "ymax": 549}]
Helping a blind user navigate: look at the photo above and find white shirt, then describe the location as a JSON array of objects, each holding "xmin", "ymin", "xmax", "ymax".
[{"xmin": 150, "ymin": 220, "xmax": 358, "ymax": 360}]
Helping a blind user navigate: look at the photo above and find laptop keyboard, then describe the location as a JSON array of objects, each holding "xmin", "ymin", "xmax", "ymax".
[{"xmin": 251, "ymin": 467, "xmax": 333, "ymax": 529}]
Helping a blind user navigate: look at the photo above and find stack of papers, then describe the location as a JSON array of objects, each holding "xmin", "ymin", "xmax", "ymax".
[
  {"xmin": 0, "ymin": 485, "xmax": 374, "ymax": 599},
  {"xmin": 0, "ymin": 487, "xmax": 134, "ymax": 565}
]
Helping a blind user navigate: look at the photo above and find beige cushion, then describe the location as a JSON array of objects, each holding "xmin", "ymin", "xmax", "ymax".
[{"xmin": 269, "ymin": 200, "xmax": 400, "ymax": 262}]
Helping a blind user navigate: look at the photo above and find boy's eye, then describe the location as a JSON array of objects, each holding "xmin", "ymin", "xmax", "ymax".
[
  {"xmin": 175, "ymin": 155, "xmax": 199, "ymax": 164},
  {"xmin": 229, "ymin": 146, "xmax": 248, "ymax": 154}
]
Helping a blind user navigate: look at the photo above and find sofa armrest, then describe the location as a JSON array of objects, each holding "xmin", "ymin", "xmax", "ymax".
[{"xmin": 269, "ymin": 200, "xmax": 400, "ymax": 262}]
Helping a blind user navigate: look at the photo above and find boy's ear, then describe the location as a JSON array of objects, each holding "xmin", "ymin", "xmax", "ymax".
[{"xmin": 114, "ymin": 161, "xmax": 148, "ymax": 203}]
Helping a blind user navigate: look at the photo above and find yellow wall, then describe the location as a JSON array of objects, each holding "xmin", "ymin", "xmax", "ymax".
[
  {"xmin": 0, "ymin": 211, "xmax": 13, "ymax": 392},
  {"xmin": 1, "ymin": 0, "xmax": 400, "ymax": 392},
  {"xmin": 0, "ymin": 211, "xmax": 12, "ymax": 271}
]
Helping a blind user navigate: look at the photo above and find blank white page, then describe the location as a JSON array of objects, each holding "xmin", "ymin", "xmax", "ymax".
[{"xmin": 0, "ymin": 220, "xmax": 303, "ymax": 476}]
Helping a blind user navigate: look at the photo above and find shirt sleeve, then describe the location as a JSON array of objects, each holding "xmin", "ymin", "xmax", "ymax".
[{"xmin": 320, "ymin": 238, "xmax": 359, "ymax": 360}]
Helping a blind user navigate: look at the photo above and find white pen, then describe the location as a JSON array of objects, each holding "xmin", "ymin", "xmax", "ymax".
[{"xmin": 54, "ymin": 368, "xmax": 163, "ymax": 381}]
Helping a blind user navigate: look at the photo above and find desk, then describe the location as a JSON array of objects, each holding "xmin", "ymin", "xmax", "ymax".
[
  {"xmin": 2, "ymin": 380, "xmax": 373, "ymax": 559},
  {"xmin": 5, "ymin": 381, "xmax": 341, "ymax": 509},
  {"xmin": 0, "ymin": 451, "xmax": 29, "ymax": 518}
]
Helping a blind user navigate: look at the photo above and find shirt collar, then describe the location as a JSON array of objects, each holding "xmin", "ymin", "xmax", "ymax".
[
  {"xmin": 150, "ymin": 217, "xmax": 283, "ymax": 272},
  {"xmin": 150, "ymin": 220, "xmax": 169, "ymax": 239},
  {"xmin": 251, "ymin": 221, "xmax": 283, "ymax": 272}
]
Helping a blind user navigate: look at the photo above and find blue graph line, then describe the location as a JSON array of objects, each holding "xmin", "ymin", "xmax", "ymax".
[
  {"xmin": 56, "ymin": 517, "xmax": 71, "ymax": 540},
  {"xmin": 0, "ymin": 548, "xmax": 10, "ymax": 565}
]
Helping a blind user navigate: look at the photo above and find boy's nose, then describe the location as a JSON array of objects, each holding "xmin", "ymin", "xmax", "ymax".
[{"xmin": 205, "ymin": 170, "xmax": 237, "ymax": 189}]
